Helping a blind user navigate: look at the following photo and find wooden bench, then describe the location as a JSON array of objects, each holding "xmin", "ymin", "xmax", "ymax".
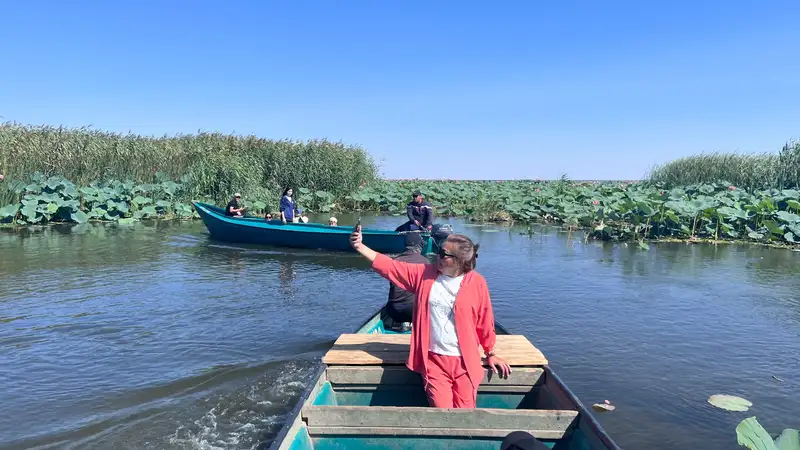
[
  {"xmin": 302, "ymin": 405, "xmax": 578, "ymax": 439},
  {"xmin": 322, "ymin": 334, "xmax": 548, "ymax": 366}
]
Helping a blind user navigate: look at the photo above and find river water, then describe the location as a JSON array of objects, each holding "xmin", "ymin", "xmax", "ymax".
[{"xmin": 1, "ymin": 216, "xmax": 798, "ymax": 450}]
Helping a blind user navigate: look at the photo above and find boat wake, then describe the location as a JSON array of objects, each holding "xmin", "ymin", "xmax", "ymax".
[{"xmin": 166, "ymin": 358, "xmax": 320, "ymax": 450}]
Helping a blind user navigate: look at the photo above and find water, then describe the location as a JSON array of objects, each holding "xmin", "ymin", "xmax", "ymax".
[{"xmin": 1, "ymin": 216, "xmax": 798, "ymax": 449}]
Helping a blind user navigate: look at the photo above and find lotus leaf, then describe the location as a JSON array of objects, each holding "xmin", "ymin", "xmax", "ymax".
[
  {"xmin": 141, "ymin": 206, "xmax": 158, "ymax": 216},
  {"xmin": 708, "ymin": 394, "xmax": 752, "ymax": 411},
  {"xmin": 132, "ymin": 196, "xmax": 152, "ymax": 206},
  {"xmin": 46, "ymin": 203, "xmax": 59, "ymax": 214},
  {"xmin": 0, "ymin": 204, "xmax": 19, "ymax": 219},
  {"xmin": 156, "ymin": 200, "xmax": 172, "ymax": 208},
  {"xmin": 70, "ymin": 210, "xmax": 89, "ymax": 224},
  {"xmin": 45, "ymin": 176, "xmax": 63, "ymax": 191},
  {"xmin": 21, "ymin": 205, "xmax": 38, "ymax": 219},
  {"xmin": 736, "ymin": 417, "xmax": 800, "ymax": 450},
  {"xmin": 777, "ymin": 211, "xmax": 800, "ymax": 223},
  {"xmin": 162, "ymin": 181, "xmax": 179, "ymax": 197},
  {"xmin": 117, "ymin": 217, "xmax": 136, "ymax": 225}
]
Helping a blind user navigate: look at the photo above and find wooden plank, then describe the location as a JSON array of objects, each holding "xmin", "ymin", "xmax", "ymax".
[
  {"xmin": 306, "ymin": 426, "xmax": 566, "ymax": 439},
  {"xmin": 302, "ymin": 405, "xmax": 577, "ymax": 432},
  {"xmin": 323, "ymin": 334, "xmax": 547, "ymax": 366},
  {"xmin": 327, "ymin": 366, "xmax": 544, "ymax": 387}
]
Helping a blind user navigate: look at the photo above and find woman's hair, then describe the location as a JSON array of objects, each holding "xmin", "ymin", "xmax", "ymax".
[
  {"xmin": 444, "ymin": 234, "xmax": 480, "ymax": 273},
  {"xmin": 282, "ymin": 187, "xmax": 293, "ymax": 197}
]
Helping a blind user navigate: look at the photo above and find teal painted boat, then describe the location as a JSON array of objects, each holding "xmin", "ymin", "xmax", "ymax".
[
  {"xmin": 268, "ymin": 308, "xmax": 621, "ymax": 450},
  {"xmin": 192, "ymin": 202, "xmax": 436, "ymax": 254}
]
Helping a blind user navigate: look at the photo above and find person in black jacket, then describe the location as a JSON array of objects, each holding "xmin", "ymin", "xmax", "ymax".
[
  {"xmin": 380, "ymin": 233, "xmax": 430, "ymax": 331},
  {"xmin": 395, "ymin": 190, "xmax": 434, "ymax": 232}
]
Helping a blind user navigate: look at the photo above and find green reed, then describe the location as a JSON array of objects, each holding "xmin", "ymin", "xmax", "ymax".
[
  {"xmin": 647, "ymin": 141, "xmax": 800, "ymax": 192},
  {"xmin": 0, "ymin": 123, "xmax": 379, "ymax": 203}
]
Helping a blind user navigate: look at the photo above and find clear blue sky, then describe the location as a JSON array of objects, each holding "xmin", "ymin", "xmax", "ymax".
[{"xmin": 2, "ymin": 1, "xmax": 799, "ymax": 180}]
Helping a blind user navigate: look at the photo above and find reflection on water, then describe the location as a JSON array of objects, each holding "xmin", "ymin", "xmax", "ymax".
[{"xmin": 0, "ymin": 217, "xmax": 798, "ymax": 449}]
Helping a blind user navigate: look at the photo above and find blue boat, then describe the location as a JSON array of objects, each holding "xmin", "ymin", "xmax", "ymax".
[
  {"xmin": 192, "ymin": 202, "xmax": 437, "ymax": 254},
  {"xmin": 269, "ymin": 307, "xmax": 621, "ymax": 450}
]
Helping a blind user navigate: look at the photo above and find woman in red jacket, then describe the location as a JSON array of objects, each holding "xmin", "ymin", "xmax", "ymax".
[{"xmin": 350, "ymin": 227, "xmax": 511, "ymax": 408}]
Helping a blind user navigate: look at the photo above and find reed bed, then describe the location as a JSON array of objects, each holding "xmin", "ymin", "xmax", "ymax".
[
  {"xmin": 0, "ymin": 122, "xmax": 378, "ymax": 203},
  {"xmin": 647, "ymin": 141, "xmax": 800, "ymax": 191}
]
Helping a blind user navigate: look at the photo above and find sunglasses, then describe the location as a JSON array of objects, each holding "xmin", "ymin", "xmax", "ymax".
[{"xmin": 437, "ymin": 247, "xmax": 455, "ymax": 259}]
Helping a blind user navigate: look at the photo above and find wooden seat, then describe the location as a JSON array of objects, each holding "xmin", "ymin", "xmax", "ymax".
[
  {"xmin": 322, "ymin": 334, "xmax": 548, "ymax": 366},
  {"xmin": 302, "ymin": 405, "xmax": 577, "ymax": 439}
]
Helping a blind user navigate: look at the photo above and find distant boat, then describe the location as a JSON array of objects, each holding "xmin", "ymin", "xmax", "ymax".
[
  {"xmin": 192, "ymin": 201, "xmax": 436, "ymax": 254},
  {"xmin": 268, "ymin": 307, "xmax": 621, "ymax": 450}
]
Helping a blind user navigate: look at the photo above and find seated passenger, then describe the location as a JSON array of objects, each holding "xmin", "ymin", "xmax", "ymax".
[
  {"xmin": 380, "ymin": 233, "xmax": 429, "ymax": 332},
  {"xmin": 329, "ymin": 217, "xmax": 338, "ymax": 226}
]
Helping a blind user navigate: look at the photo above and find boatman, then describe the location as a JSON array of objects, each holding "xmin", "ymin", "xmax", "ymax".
[
  {"xmin": 225, "ymin": 193, "xmax": 246, "ymax": 217},
  {"xmin": 395, "ymin": 190, "xmax": 434, "ymax": 232},
  {"xmin": 380, "ymin": 233, "xmax": 429, "ymax": 332}
]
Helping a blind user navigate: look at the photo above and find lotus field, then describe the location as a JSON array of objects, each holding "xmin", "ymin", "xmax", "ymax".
[
  {"xmin": 346, "ymin": 179, "xmax": 800, "ymax": 247},
  {"xmin": 0, "ymin": 173, "xmax": 197, "ymax": 225},
  {"xmin": 3, "ymin": 174, "xmax": 800, "ymax": 248}
]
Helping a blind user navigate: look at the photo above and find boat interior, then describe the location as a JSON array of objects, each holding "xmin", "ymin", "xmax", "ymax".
[{"xmin": 271, "ymin": 313, "xmax": 617, "ymax": 450}]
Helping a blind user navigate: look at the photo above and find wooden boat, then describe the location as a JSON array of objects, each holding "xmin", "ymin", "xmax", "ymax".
[
  {"xmin": 192, "ymin": 202, "xmax": 435, "ymax": 254},
  {"xmin": 268, "ymin": 308, "xmax": 621, "ymax": 450}
]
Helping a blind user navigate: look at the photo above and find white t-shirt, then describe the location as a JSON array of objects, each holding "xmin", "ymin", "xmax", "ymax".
[{"xmin": 428, "ymin": 273, "xmax": 465, "ymax": 356}]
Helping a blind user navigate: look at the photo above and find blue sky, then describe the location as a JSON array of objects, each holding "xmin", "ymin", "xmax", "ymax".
[{"xmin": 1, "ymin": 1, "xmax": 799, "ymax": 180}]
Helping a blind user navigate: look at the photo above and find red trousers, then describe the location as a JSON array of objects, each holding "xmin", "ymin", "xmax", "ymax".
[{"xmin": 423, "ymin": 352, "xmax": 477, "ymax": 408}]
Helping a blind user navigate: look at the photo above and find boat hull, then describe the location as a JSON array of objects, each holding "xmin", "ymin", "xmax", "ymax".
[
  {"xmin": 268, "ymin": 308, "xmax": 620, "ymax": 450},
  {"xmin": 193, "ymin": 202, "xmax": 431, "ymax": 254}
]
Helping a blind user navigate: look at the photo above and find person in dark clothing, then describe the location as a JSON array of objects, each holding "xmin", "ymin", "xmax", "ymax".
[
  {"xmin": 225, "ymin": 193, "xmax": 246, "ymax": 217},
  {"xmin": 500, "ymin": 431, "xmax": 549, "ymax": 450},
  {"xmin": 279, "ymin": 187, "xmax": 302, "ymax": 223},
  {"xmin": 395, "ymin": 190, "xmax": 434, "ymax": 232},
  {"xmin": 380, "ymin": 233, "xmax": 430, "ymax": 331}
]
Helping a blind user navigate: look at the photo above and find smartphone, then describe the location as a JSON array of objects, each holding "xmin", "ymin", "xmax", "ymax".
[{"xmin": 354, "ymin": 217, "xmax": 361, "ymax": 231}]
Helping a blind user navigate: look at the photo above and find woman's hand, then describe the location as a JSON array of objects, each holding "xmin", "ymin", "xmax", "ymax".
[
  {"xmin": 487, "ymin": 355, "xmax": 511, "ymax": 378},
  {"xmin": 350, "ymin": 225, "xmax": 378, "ymax": 262},
  {"xmin": 349, "ymin": 226, "xmax": 363, "ymax": 249}
]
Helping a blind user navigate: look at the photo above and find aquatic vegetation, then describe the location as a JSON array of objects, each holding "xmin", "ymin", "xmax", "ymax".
[
  {"xmin": 3, "ymin": 173, "xmax": 800, "ymax": 249},
  {"xmin": 342, "ymin": 179, "xmax": 800, "ymax": 247},
  {"xmin": 648, "ymin": 141, "xmax": 800, "ymax": 192},
  {"xmin": 708, "ymin": 394, "xmax": 752, "ymax": 412},
  {"xmin": 0, "ymin": 173, "xmax": 197, "ymax": 225},
  {"xmin": 736, "ymin": 417, "xmax": 798, "ymax": 450},
  {"xmin": 0, "ymin": 122, "xmax": 378, "ymax": 204}
]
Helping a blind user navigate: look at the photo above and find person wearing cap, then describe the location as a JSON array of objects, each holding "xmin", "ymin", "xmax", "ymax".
[
  {"xmin": 225, "ymin": 193, "xmax": 246, "ymax": 217},
  {"xmin": 395, "ymin": 190, "xmax": 434, "ymax": 232},
  {"xmin": 381, "ymin": 233, "xmax": 430, "ymax": 331},
  {"xmin": 328, "ymin": 217, "xmax": 338, "ymax": 226}
]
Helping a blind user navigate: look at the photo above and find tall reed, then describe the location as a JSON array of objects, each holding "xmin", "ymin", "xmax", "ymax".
[
  {"xmin": 646, "ymin": 144, "xmax": 800, "ymax": 192},
  {"xmin": 0, "ymin": 123, "xmax": 379, "ymax": 203}
]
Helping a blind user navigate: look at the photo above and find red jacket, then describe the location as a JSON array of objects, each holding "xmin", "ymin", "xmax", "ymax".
[{"xmin": 372, "ymin": 253, "xmax": 497, "ymax": 390}]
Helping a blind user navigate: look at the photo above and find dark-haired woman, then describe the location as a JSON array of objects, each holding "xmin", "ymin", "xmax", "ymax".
[
  {"xmin": 279, "ymin": 187, "xmax": 300, "ymax": 224},
  {"xmin": 349, "ymin": 228, "xmax": 511, "ymax": 408}
]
